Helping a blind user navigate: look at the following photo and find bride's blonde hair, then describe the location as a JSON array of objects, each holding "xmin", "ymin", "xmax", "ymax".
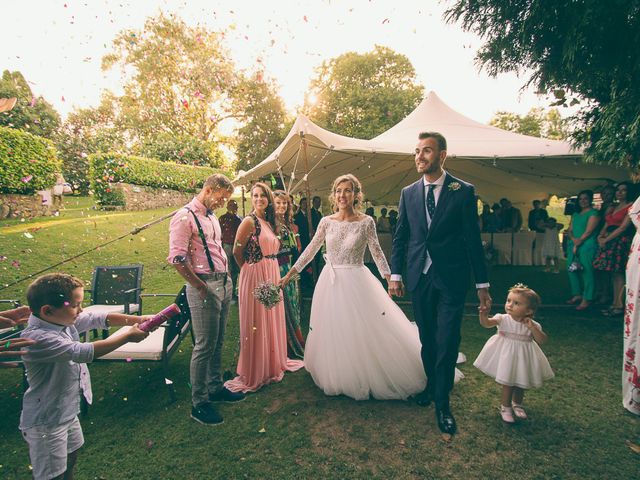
[{"xmin": 329, "ymin": 174, "xmax": 363, "ymax": 212}]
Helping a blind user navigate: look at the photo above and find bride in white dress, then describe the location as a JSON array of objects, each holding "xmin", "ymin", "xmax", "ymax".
[{"xmin": 281, "ymin": 174, "xmax": 461, "ymax": 400}]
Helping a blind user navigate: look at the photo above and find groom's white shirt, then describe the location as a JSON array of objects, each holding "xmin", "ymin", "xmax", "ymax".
[{"xmin": 391, "ymin": 171, "xmax": 489, "ymax": 289}]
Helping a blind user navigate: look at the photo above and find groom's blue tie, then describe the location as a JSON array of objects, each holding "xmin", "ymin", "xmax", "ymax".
[{"xmin": 426, "ymin": 184, "xmax": 436, "ymax": 220}]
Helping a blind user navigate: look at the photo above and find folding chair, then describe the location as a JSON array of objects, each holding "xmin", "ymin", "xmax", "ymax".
[
  {"xmin": 94, "ymin": 291, "xmax": 193, "ymax": 403},
  {"xmin": 83, "ymin": 264, "xmax": 143, "ymax": 339}
]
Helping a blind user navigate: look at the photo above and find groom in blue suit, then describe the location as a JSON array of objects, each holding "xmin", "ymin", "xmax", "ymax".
[{"xmin": 389, "ymin": 131, "xmax": 491, "ymax": 436}]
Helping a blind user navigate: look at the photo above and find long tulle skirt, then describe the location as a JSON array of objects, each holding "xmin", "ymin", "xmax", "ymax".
[{"xmin": 304, "ymin": 264, "xmax": 462, "ymax": 400}]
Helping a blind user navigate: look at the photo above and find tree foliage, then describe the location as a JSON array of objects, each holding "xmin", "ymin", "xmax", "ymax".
[
  {"xmin": 101, "ymin": 13, "xmax": 238, "ymax": 145},
  {"xmin": 490, "ymin": 108, "xmax": 568, "ymax": 140},
  {"xmin": 303, "ymin": 46, "xmax": 424, "ymax": 139},
  {"xmin": 235, "ymin": 73, "xmax": 289, "ymax": 172},
  {"xmin": 54, "ymin": 94, "xmax": 123, "ymax": 194},
  {"xmin": 445, "ymin": 0, "xmax": 640, "ymax": 167},
  {"xmin": 134, "ymin": 132, "xmax": 225, "ymax": 168},
  {"xmin": 0, "ymin": 70, "xmax": 60, "ymax": 139}
]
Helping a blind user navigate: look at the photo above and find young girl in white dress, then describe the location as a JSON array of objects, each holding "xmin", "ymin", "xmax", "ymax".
[
  {"xmin": 474, "ymin": 284, "xmax": 554, "ymax": 423},
  {"xmin": 280, "ymin": 174, "xmax": 462, "ymax": 401}
]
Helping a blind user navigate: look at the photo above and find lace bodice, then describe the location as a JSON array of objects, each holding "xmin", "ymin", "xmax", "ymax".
[{"xmin": 292, "ymin": 216, "xmax": 391, "ymax": 276}]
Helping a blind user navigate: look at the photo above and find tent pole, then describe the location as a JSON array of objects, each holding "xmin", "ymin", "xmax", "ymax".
[
  {"xmin": 300, "ymin": 132, "xmax": 318, "ymax": 284},
  {"xmin": 241, "ymin": 186, "xmax": 246, "ymax": 217}
]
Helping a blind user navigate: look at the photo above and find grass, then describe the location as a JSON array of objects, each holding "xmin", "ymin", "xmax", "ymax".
[{"xmin": 0, "ymin": 198, "xmax": 638, "ymax": 479}]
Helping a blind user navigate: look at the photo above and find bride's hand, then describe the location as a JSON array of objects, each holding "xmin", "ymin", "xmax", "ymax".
[{"xmin": 279, "ymin": 272, "xmax": 292, "ymax": 288}]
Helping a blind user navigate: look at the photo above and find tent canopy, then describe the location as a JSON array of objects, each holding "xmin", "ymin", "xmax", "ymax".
[{"xmin": 235, "ymin": 91, "xmax": 627, "ymax": 205}]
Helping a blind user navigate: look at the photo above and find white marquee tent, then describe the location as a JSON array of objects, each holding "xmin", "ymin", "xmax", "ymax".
[{"xmin": 234, "ymin": 91, "xmax": 627, "ymax": 205}]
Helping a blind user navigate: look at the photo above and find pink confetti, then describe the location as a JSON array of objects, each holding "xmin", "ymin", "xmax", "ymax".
[
  {"xmin": 303, "ymin": 15, "xmax": 308, "ymax": 22},
  {"xmin": 30, "ymin": 97, "xmax": 36, "ymax": 107},
  {"xmin": 126, "ymin": 357, "xmax": 133, "ymax": 363},
  {"xmin": 21, "ymin": 175, "xmax": 33, "ymax": 183},
  {"xmin": 61, "ymin": 96, "xmax": 65, "ymax": 102},
  {"xmin": 11, "ymin": 260, "xmax": 20, "ymax": 268}
]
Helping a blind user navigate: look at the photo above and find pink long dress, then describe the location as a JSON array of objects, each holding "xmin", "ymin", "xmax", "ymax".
[{"xmin": 225, "ymin": 216, "xmax": 304, "ymax": 393}]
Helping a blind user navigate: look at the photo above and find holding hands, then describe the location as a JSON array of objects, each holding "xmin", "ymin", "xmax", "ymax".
[{"xmin": 388, "ymin": 279, "xmax": 404, "ymax": 298}]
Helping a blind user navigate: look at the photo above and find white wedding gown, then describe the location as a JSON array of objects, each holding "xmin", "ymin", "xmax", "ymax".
[{"xmin": 293, "ymin": 215, "xmax": 462, "ymax": 400}]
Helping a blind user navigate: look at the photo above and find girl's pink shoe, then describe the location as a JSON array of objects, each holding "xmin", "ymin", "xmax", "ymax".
[
  {"xmin": 512, "ymin": 403, "xmax": 528, "ymax": 420},
  {"xmin": 500, "ymin": 405, "xmax": 515, "ymax": 423}
]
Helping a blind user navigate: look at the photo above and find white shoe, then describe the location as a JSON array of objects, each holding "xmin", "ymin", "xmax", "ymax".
[
  {"xmin": 500, "ymin": 405, "xmax": 515, "ymax": 424},
  {"xmin": 512, "ymin": 403, "xmax": 528, "ymax": 420}
]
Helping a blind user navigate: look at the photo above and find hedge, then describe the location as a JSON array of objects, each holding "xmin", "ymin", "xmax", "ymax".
[
  {"xmin": 0, "ymin": 126, "xmax": 60, "ymax": 194},
  {"xmin": 89, "ymin": 153, "xmax": 229, "ymax": 207}
]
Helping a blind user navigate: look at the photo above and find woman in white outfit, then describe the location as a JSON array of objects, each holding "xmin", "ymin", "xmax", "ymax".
[{"xmin": 281, "ymin": 174, "xmax": 461, "ymax": 400}]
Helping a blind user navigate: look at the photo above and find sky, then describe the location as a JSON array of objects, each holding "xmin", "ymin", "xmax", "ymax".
[{"xmin": 2, "ymin": 0, "xmax": 559, "ymax": 125}]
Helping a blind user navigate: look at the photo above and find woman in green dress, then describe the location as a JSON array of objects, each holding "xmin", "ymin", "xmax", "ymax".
[
  {"xmin": 566, "ymin": 190, "xmax": 601, "ymax": 310},
  {"xmin": 274, "ymin": 190, "xmax": 305, "ymax": 358}
]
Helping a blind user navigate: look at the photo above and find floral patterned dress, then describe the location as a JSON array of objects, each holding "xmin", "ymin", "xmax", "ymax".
[
  {"xmin": 623, "ymin": 197, "xmax": 640, "ymax": 414},
  {"xmin": 277, "ymin": 223, "xmax": 305, "ymax": 358}
]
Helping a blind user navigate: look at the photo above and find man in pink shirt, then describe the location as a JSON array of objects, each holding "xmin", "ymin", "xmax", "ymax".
[{"xmin": 167, "ymin": 174, "xmax": 245, "ymax": 425}]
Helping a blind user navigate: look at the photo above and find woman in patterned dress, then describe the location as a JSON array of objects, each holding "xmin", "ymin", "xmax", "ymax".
[
  {"xmin": 224, "ymin": 183, "xmax": 303, "ymax": 393},
  {"xmin": 623, "ymin": 195, "xmax": 640, "ymax": 415},
  {"xmin": 593, "ymin": 182, "xmax": 637, "ymax": 316},
  {"xmin": 273, "ymin": 190, "xmax": 305, "ymax": 358}
]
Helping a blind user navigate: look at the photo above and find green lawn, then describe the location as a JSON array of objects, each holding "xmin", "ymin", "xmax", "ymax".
[{"xmin": 0, "ymin": 198, "xmax": 638, "ymax": 479}]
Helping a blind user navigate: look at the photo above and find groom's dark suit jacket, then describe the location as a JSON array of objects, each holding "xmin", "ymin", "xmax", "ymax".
[{"xmin": 391, "ymin": 173, "xmax": 488, "ymax": 294}]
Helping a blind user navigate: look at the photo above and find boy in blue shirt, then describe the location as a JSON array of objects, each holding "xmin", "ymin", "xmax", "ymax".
[{"xmin": 20, "ymin": 273, "xmax": 152, "ymax": 479}]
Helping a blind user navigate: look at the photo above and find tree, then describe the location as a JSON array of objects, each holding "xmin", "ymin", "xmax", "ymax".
[
  {"xmin": 235, "ymin": 73, "xmax": 289, "ymax": 172},
  {"xmin": 0, "ymin": 70, "xmax": 60, "ymax": 139},
  {"xmin": 445, "ymin": 1, "xmax": 640, "ymax": 167},
  {"xmin": 303, "ymin": 46, "xmax": 424, "ymax": 139},
  {"xmin": 135, "ymin": 132, "xmax": 225, "ymax": 168},
  {"xmin": 55, "ymin": 94, "xmax": 123, "ymax": 194},
  {"xmin": 490, "ymin": 108, "xmax": 568, "ymax": 140},
  {"xmin": 101, "ymin": 13, "xmax": 239, "ymax": 146}
]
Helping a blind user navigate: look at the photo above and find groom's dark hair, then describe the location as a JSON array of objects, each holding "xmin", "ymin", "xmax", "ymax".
[{"xmin": 418, "ymin": 131, "xmax": 447, "ymax": 151}]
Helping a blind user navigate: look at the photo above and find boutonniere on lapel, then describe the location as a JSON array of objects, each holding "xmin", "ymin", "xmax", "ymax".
[{"xmin": 448, "ymin": 182, "xmax": 461, "ymax": 192}]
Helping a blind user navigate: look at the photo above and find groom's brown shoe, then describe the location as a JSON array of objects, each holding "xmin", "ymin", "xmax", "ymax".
[{"xmin": 415, "ymin": 390, "xmax": 433, "ymax": 407}]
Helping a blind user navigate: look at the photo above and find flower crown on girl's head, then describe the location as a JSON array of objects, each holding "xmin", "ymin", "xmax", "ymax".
[{"xmin": 509, "ymin": 283, "xmax": 541, "ymax": 312}]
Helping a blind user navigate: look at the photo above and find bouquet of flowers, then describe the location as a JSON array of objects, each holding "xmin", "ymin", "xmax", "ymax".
[{"xmin": 253, "ymin": 281, "xmax": 282, "ymax": 309}]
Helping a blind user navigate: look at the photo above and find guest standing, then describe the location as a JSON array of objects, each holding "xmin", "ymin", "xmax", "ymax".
[
  {"xmin": 273, "ymin": 190, "xmax": 305, "ymax": 358},
  {"xmin": 623, "ymin": 195, "xmax": 640, "ymax": 415},
  {"xmin": 225, "ymin": 183, "xmax": 304, "ymax": 393},
  {"xmin": 593, "ymin": 182, "xmax": 637, "ymax": 316},
  {"xmin": 565, "ymin": 190, "xmax": 600, "ymax": 311},
  {"xmin": 219, "ymin": 199, "xmax": 242, "ymax": 302},
  {"xmin": 168, "ymin": 174, "xmax": 245, "ymax": 425},
  {"xmin": 377, "ymin": 207, "xmax": 392, "ymax": 233}
]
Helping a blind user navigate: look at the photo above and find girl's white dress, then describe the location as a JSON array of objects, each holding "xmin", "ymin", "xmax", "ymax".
[
  {"xmin": 293, "ymin": 216, "xmax": 462, "ymax": 400},
  {"xmin": 541, "ymin": 227, "xmax": 562, "ymax": 258},
  {"xmin": 473, "ymin": 313, "xmax": 554, "ymax": 389}
]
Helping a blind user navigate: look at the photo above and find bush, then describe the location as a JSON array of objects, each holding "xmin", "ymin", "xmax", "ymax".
[
  {"xmin": 89, "ymin": 153, "xmax": 229, "ymax": 207},
  {"xmin": 0, "ymin": 126, "xmax": 61, "ymax": 194}
]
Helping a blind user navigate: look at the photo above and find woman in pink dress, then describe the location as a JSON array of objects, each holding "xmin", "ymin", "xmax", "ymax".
[{"xmin": 225, "ymin": 183, "xmax": 304, "ymax": 393}]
